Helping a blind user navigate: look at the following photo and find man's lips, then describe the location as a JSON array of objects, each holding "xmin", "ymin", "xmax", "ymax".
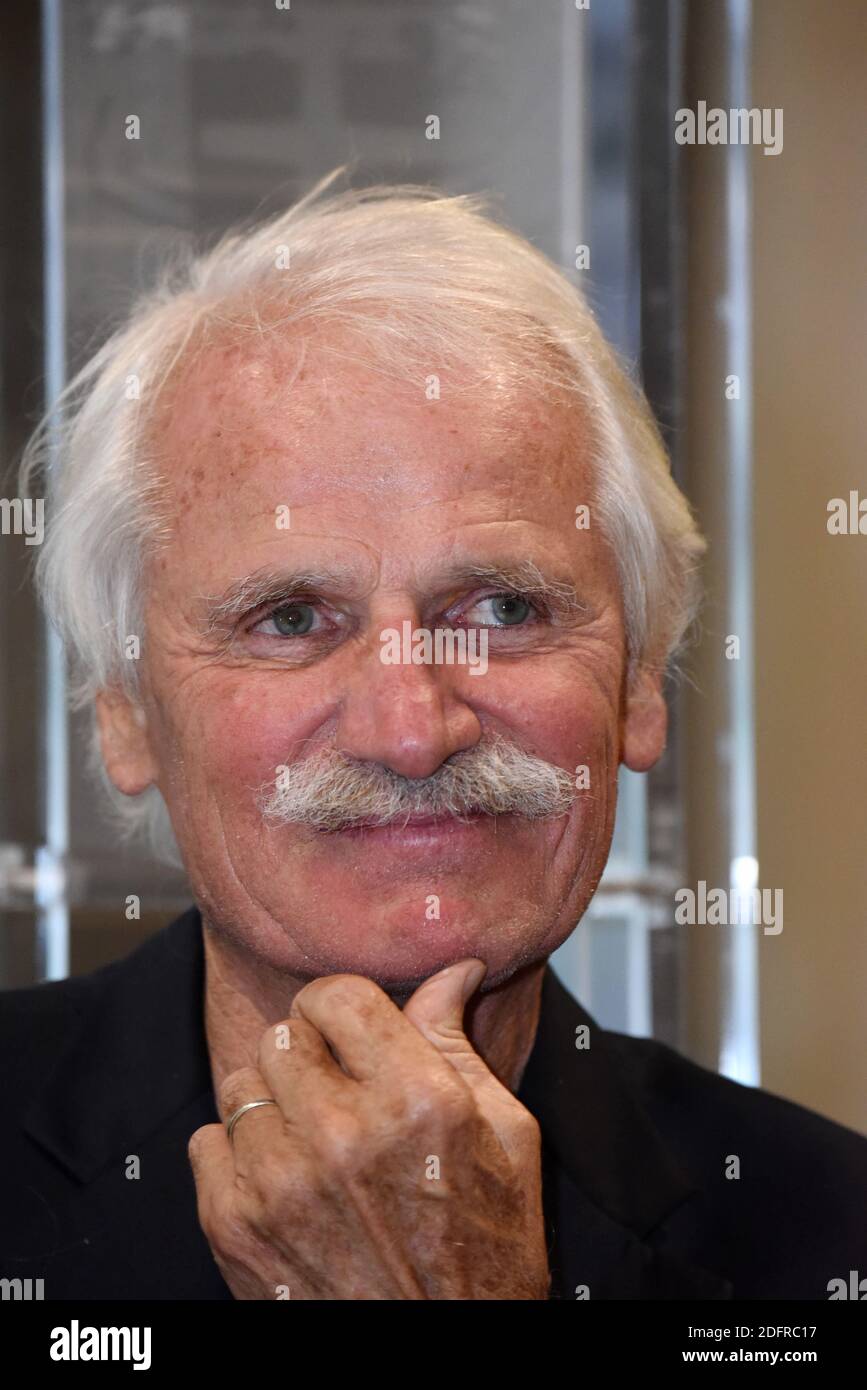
[{"xmin": 323, "ymin": 810, "xmax": 489, "ymax": 834}]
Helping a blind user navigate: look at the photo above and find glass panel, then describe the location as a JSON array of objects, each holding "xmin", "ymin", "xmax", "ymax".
[
  {"xmin": 54, "ymin": 0, "xmax": 592, "ymax": 975},
  {"xmin": 2, "ymin": 0, "xmax": 685, "ymax": 1048}
]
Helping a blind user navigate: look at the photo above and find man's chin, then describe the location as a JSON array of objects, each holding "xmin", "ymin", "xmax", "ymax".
[
  {"xmin": 208, "ymin": 885, "xmax": 557, "ymax": 993},
  {"xmin": 315, "ymin": 952, "xmax": 523, "ymax": 1005},
  {"xmin": 258, "ymin": 921, "xmax": 527, "ymax": 998}
]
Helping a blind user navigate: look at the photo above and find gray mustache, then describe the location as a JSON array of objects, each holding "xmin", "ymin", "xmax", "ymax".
[{"xmin": 257, "ymin": 732, "xmax": 577, "ymax": 832}]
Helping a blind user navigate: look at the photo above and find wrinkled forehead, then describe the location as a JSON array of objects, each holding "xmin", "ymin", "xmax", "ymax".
[
  {"xmin": 137, "ymin": 324, "xmax": 626, "ymax": 638},
  {"xmin": 145, "ymin": 322, "xmax": 595, "ymax": 520}
]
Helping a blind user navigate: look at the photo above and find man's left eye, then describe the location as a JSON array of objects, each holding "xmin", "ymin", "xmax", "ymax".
[{"xmin": 462, "ymin": 593, "xmax": 535, "ymax": 627}]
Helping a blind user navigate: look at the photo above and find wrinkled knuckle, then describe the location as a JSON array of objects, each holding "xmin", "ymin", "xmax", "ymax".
[
  {"xmin": 251, "ymin": 1153, "xmax": 317, "ymax": 1232},
  {"xmin": 293, "ymin": 975, "xmax": 330, "ymax": 1010},
  {"xmin": 220, "ymin": 1208, "xmax": 258, "ymax": 1259},
  {"xmin": 316, "ymin": 1109, "xmax": 364, "ymax": 1173},
  {"xmin": 250, "ymin": 1151, "xmax": 296, "ymax": 1205},
  {"xmin": 202, "ymin": 1191, "xmax": 249, "ymax": 1256},
  {"xmin": 257, "ymin": 1021, "xmax": 292, "ymax": 1067},
  {"xmin": 219, "ymin": 1066, "xmax": 265, "ymax": 1119},
  {"xmin": 408, "ymin": 1075, "xmax": 472, "ymax": 1128}
]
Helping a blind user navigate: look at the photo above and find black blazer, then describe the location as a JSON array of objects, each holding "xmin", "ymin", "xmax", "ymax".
[{"xmin": 1, "ymin": 907, "xmax": 865, "ymax": 1300}]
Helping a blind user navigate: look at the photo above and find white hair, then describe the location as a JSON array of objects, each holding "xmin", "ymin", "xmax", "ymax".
[{"xmin": 18, "ymin": 166, "xmax": 706, "ymax": 864}]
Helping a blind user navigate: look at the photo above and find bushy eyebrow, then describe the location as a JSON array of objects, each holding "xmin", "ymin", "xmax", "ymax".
[
  {"xmin": 444, "ymin": 560, "xmax": 588, "ymax": 619},
  {"xmin": 197, "ymin": 557, "xmax": 587, "ymax": 635},
  {"xmin": 197, "ymin": 566, "xmax": 359, "ymax": 636}
]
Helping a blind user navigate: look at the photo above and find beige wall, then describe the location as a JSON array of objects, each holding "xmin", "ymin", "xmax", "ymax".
[
  {"xmin": 752, "ymin": 0, "xmax": 867, "ymax": 1133},
  {"xmin": 682, "ymin": 0, "xmax": 866, "ymax": 1135}
]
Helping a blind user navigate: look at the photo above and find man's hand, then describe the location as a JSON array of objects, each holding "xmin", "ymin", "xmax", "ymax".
[{"xmin": 188, "ymin": 960, "xmax": 550, "ymax": 1300}]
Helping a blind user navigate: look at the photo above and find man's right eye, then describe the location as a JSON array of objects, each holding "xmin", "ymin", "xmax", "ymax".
[{"xmin": 254, "ymin": 602, "xmax": 321, "ymax": 637}]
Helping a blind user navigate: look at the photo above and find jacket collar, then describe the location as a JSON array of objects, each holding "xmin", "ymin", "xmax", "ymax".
[
  {"xmin": 517, "ymin": 965, "xmax": 693, "ymax": 1238},
  {"xmin": 25, "ymin": 907, "xmax": 730, "ymax": 1297},
  {"xmin": 24, "ymin": 905, "xmax": 215, "ymax": 1184},
  {"xmin": 517, "ymin": 967, "xmax": 732, "ymax": 1298}
]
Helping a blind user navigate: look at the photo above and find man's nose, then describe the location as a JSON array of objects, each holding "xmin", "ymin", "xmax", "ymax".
[{"xmin": 335, "ymin": 623, "xmax": 483, "ymax": 779}]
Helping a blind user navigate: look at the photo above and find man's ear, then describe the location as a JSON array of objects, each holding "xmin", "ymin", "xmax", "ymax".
[
  {"xmin": 621, "ymin": 665, "xmax": 668, "ymax": 772},
  {"xmin": 94, "ymin": 687, "xmax": 158, "ymax": 795}
]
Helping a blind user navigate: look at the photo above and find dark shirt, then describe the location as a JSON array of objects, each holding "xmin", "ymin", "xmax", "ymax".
[{"xmin": 1, "ymin": 907, "xmax": 865, "ymax": 1300}]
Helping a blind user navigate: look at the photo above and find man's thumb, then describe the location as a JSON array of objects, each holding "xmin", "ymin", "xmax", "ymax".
[{"xmin": 401, "ymin": 958, "xmax": 487, "ymax": 1063}]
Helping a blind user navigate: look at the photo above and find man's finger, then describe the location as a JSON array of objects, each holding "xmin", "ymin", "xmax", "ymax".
[
  {"xmin": 401, "ymin": 959, "xmax": 495, "ymax": 1088},
  {"xmin": 289, "ymin": 973, "xmax": 445, "ymax": 1082},
  {"xmin": 214, "ymin": 1065, "xmax": 285, "ymax": 1176},
  {"xmin": 257, "ymin": 1013, "xmax": 353, "ymax": 1117},
  {"xmin": 188, "ymin": 1121, "xmax": 237, "ymax": 1200},
  {"xmin": 403, "ymin": 961, "xmax": 543, "ymax": 1163}
]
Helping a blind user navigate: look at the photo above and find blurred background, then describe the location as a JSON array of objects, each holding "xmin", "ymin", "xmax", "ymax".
[{"xmin": 0, "ymin": 0, "xmax": 864, "ymax": 1133}]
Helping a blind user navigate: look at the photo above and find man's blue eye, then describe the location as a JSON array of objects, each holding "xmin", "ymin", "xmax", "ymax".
[
  {"xmin": 269, "ymin": 603, "xmax": 316, "ymax": 636},
  {"xmin": 488, "ymin": 594, "xmax": 532, "ymax": 625},
  {"xmin": 461, "ymin": 593, "xmax": 536, "ymax": 627}
]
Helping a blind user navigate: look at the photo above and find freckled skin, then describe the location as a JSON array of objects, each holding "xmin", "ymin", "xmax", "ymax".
[{"xmin": 96, "ymin": 324, "xmax": 666, "ymax": 1090}]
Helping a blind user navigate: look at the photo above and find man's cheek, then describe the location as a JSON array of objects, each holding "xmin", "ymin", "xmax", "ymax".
[{"xmin": 180, "ymin": 706, "xmax": 285, "ymax": 799}]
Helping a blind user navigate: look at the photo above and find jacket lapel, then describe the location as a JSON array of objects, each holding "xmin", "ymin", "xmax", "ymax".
[
  {"xmin": 518, "ymin": 967, "xmax": 733, "ymax": 1299},
  {"xmin": 23, "ymin": 906, "xmax": 214, "ymax": 1184},
  {"xmin": 20, "ymin": 909, "xmax": 229, "ymax": 1298}
]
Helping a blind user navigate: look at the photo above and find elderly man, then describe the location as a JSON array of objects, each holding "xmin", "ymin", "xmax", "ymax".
[{"xmin": 3, "ymin": 173, "xmax": 866, "ymax": 1302}]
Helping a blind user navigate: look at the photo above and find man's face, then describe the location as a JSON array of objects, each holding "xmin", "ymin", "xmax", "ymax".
[{"xmin": 99, "ymin": 328, "xmax": 665, "ymax": 991}]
